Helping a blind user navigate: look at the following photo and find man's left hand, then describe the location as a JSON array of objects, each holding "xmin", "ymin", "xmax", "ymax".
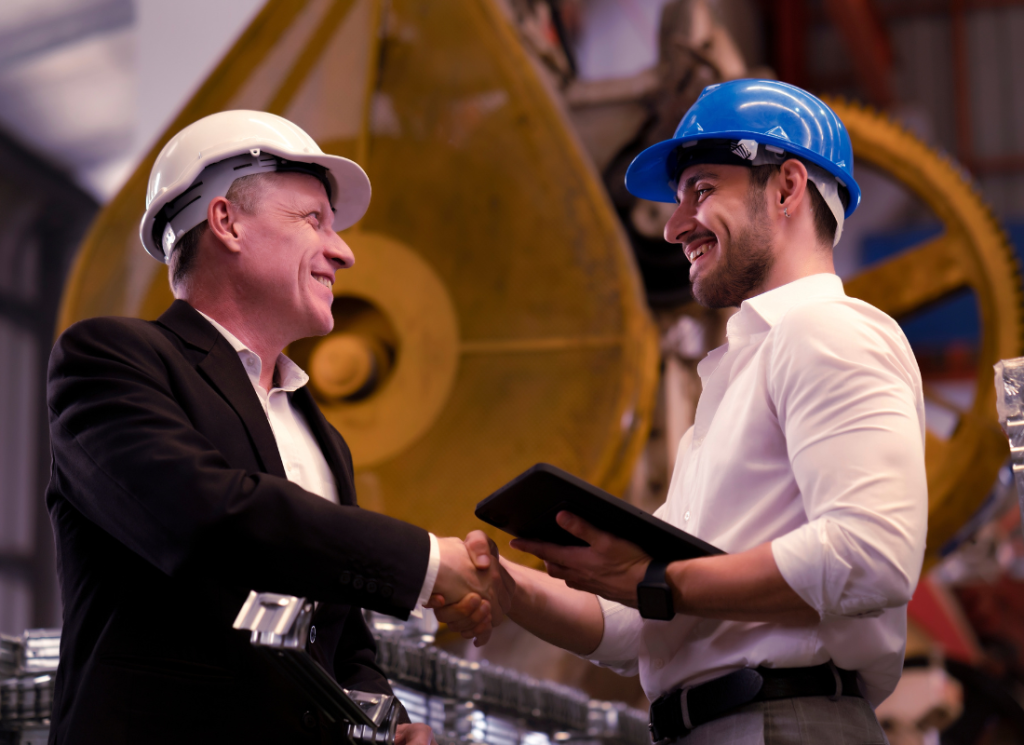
[
  {"xmin": 395, "ymin": 723, "xmax": 437, "ymax": 745},
  {"xmin": 510, "ymin": 511, "xmax": 651, "ymax": 607}
]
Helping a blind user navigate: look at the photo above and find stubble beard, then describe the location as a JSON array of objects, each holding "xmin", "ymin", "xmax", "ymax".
[{"xmin": 691, "ymin": 190, "xmax": 775, "ymax": 309}]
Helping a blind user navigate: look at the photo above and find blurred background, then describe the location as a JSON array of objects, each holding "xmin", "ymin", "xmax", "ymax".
[{"xmin": 1, "ymin": 1, "xmax": 1024, "ymax": 743}]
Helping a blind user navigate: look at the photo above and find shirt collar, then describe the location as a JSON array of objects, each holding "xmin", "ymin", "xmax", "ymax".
[
  {"xmin": 196, "ymin": 310, "xmax": 310, "ymax": 392},
  {"xmin": 727, "ymin": 273, "xmax": 845, "ymax": 339}
]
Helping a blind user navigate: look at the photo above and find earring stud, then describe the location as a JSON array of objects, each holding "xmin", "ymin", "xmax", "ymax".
[{"xmin": 783, "ymin": 207, "xmax": 791, "ymax": 218}]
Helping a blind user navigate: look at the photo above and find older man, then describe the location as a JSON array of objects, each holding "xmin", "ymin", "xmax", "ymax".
[
  {"xmin": 46, "ymin": 111, "xmax": 505, "ymax": 745},
  {"xmin": 441, "ymin": 80, "xmax": 928, "ymax": 744}
]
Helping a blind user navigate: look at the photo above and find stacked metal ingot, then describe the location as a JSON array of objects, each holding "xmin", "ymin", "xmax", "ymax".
[
  {"xmin": 0, "ymin": 619, "xmax": 651, "ymax": 745},
  {"xmin": 0, "ymin": 630, "xmax": 58, "ymax": 744},
  {"xmin": 0, "ymin": 637, "xmax": 19, "ymax": 679},
  {"xmin": 368, "ymin": 615, "xmax": 650, "ymax": 745}
]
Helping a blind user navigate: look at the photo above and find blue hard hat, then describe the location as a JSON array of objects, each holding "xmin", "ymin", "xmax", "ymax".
[{"xmin": 625, "ymin": 79, "xmax": 861, "ymax": 217}]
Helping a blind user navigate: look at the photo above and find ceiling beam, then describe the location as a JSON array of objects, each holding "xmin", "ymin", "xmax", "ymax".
[{"xmin": 0, "ymin": 0, "xmax": 133, "ymax": 70}]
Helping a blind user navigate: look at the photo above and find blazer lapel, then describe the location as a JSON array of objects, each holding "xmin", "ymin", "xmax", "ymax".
[
  {"xmin": 290, "ymin": 387, "xmax": 356, "ymax": 505},
  {"xmin": 156, "ymin": 301, "xmax": 286, "ymax": 478}
]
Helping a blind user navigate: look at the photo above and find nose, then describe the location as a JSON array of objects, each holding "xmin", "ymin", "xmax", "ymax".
[
  {"xmin": 327, "ymin": 231, "xmax": 356, "ymax": 269},
  {"xmin": 663, "ymin": 201, "xmax": 696, "ymax": 245}
]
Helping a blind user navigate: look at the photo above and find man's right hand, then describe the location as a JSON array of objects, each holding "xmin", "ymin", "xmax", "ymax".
[{"xmin": 428, "ymin": 532, "xmax": 515, "ymax": 645}]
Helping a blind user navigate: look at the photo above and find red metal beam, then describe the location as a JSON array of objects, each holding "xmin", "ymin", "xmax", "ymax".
[
  {"xmin": 775, "ymin": 0, "xmax": 809, "ymax": 88},
  {"xmin": 823, "ymin": 0, "xmax": 895, "ymax": 107},
  {"xmin": 950, "ymin": 0, "xmax": 974, "ymax": 167},
  {"xmin": 968, "ymin": 155, "xmax": 1024, "ymax": 175},
  {"xmin": 810, "ymin": 0, "xmax": 1024, "ymax": 21}
]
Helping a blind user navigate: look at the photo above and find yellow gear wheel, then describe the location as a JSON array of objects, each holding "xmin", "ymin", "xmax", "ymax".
[
  {"xmin": 828, "ymin": 99, "xmax": 1024, "ymax": 565},
  {"xmin": 55, "ymin": 0, "xmax": 660, "ymax": 565}
]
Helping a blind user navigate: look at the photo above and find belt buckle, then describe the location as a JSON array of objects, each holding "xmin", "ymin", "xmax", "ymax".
[
  {"xmin": 649, "ymin": 686, "xmax": 693, "ymax": 744},
  {"xmin": 827, "ymin": 661, "xmax": 843, "ymax": 701}
]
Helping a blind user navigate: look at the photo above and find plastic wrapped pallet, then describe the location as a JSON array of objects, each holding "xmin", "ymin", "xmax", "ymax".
[{"xmin": 994, "ymin": 357, "xmax": 1024, "ymax": 533}]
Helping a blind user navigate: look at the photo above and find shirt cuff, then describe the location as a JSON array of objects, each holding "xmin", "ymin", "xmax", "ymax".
[
  {"xmin": 411, "ymin": 532, "xmax": 441, "ymax": 618},
  {"xmin": 580, "ymin": 596, "xmax": 643, "ymax": 675}
]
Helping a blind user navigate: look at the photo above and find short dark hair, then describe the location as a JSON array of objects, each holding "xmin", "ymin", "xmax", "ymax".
[
  {"xmin": 749, "ymin": 163, "xmax": 837, "ymax": 247},
  {"xmin": 167, "ymin": 172, "xmax": 270, "ymax": 292},
  {"xmin": 168, "ymin": 223, "xmax": 205, "ymax": 290}
]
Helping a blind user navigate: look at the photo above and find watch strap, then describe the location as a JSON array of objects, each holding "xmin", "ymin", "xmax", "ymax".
[{"xmin": 637, "ymin": 560, "xmax": 676, "ymax": 621}]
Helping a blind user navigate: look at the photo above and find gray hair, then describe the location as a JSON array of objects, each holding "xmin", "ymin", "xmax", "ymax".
[{"xmin": 168, "ymin": 172, "xmax": 271, "ymax": 292}]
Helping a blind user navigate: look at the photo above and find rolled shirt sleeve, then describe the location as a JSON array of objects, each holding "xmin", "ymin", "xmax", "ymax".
[
  {"xmin": 767, "ymin": 302, "xmax": 928, "ymax": 618},
  {"xmin": 580, "ymin": 597, "xmax": 644, "ymax": 676}
]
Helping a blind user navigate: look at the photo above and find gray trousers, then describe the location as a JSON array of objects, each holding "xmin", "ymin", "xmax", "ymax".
[{"xmin": 676, "ymin": 695, "xmax": 889, "ymax": 744}]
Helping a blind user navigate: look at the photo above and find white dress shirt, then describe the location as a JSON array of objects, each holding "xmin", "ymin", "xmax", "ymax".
[
  {"xmin": 586, "ymin": 274, "xmax": 928, "ymax": 707},
  {"xmin": 198, "ymin": 311, "xmax": 440, "ymax": 610}
]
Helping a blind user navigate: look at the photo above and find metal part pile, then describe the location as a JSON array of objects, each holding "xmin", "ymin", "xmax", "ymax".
[
  {"xmin": 0, "ymin": 630, "xmax": 60, "ymax": 745},
  {"xmin": 367, "ymin": 616, "xmax": 650, "ymax": 745},
  {"xmin": 0, "ymin": 618, "xmax": 651, "ymax": 745}
]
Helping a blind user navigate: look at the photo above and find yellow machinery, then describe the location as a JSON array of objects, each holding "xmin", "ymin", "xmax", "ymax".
[
  {"xmin": 57, "ymin": 0, "xmax": 660, "ymax": 561},
  {"xmin": 831, "ymin": 102, "xmax": 1023, "ymax": 564},
  {"xmin": 57, "ymin": 0, "xmax": 1022, "ymax": 566}
]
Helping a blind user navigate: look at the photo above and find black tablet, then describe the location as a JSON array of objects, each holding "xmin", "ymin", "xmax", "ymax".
[{"xmin": 475, "ymin": 463, "xmax": 723, "ymax": 562}]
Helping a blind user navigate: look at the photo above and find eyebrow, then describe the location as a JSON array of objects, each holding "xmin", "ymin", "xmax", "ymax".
[{"xmin": 682, "ymin": 169, "xmax": 720, "ymax": 192}]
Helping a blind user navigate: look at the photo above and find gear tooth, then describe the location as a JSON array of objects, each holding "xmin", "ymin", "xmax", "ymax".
[{"xmin": 830, "ymin": 97, "xmax": 1024, "ymax": 554}]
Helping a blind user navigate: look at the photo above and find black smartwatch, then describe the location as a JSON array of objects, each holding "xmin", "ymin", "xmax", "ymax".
[{"xmin": 637, "ymin": 560, "xmax": 676, "ymax": 620}]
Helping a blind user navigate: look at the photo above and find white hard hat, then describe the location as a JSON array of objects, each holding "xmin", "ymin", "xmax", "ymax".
[{"xmin": 139, "ymin": 110, "xmax": 371, "ymax": 262}]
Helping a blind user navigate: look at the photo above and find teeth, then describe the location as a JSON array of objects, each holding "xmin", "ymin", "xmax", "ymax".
[
  {"xmin": 314, "ymin": 275, "xmax": 332, "ymax": 288},
  {"xmin": 687, "ymin": 241, "xmax": 716, "ymax": 262}
]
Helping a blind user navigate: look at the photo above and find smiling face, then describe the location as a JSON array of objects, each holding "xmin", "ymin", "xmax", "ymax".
[
  {"xmin": 664, "ymin": 163, "xmax": 775, "ymax": 309},
  {"xmin": 233, "ymin": 171, "xmax": 354, "ymax": 342}
]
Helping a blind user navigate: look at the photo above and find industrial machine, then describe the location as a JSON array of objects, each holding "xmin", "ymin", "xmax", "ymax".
[
  {"xmin": 57, "ymin": 0, "xmax": 660, "ymax": 564},
  {"xmin": 0, "ymin": 607, "xmax": 651, "ymax": 745},
  {"xmin": 59, "ymin": 0, "xmax": 1022, "ymax": 569}
]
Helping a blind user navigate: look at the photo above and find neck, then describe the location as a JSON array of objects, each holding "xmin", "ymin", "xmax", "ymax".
[
  {"xmin": 754, "ymin": 218, "xmax": 835, "ymax": 297},
  {"xmin": 758, "ymin": 247, "xmax": 835, "ymax": 296},
  {"xmin": 182, "ymin": 287, "xmax": 284, "ymax": 391}
]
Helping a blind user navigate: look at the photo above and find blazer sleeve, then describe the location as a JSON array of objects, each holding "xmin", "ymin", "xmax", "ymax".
[{"xmin": 47, "ymin": 317, "xmax": 431, "ymax": 617}]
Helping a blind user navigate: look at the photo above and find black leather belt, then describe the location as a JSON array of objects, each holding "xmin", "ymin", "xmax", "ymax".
[{"xmin": 649, "ymin": 663, "xmax": 861, "ymax": 743}]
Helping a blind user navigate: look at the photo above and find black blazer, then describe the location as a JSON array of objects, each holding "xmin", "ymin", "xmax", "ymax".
[{"xmin": 45, "ymin": 300, "xmax": 430, "ymax": 744}]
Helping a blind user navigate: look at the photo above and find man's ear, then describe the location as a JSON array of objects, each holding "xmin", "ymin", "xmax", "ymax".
[
  {"xmin": 777, "ymin": 159, "xmax": 810, "ymax": 212},
  {"xmin": 206, "ymin": 196, "xmax": 244, "ymax": 254}
]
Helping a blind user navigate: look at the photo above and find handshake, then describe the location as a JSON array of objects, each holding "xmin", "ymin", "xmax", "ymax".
[{"xmin": 426, "ymin": 531, "xmax": 517, "ymax": 646}]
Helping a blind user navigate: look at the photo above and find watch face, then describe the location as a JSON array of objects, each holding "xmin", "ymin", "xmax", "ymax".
[{"xmin": 638, "ymin": 586, "xmax": 674, "ymax": 621}]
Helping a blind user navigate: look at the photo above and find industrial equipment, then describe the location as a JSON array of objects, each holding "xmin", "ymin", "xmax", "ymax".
[
  {"xmin": 56, "ymin": 0, "xmax": 660, "ymax": 563},
  {"xmin": 57, "ymin": 0, "xmax": 1022, "ymax": 567},
  {"xmin": 0, "ymin": 614, "xmax": 651, "ymax": 745}
]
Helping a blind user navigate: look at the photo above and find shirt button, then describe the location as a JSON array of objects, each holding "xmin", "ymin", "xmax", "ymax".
[
  {"xmin": 366, "ymin": 580, "xmax": 378, "ymax": 594},
  {"xmin": 352, "ymin": 575, "xmax": 365, "ymax": 590},
  {"xmin": 652, "ymin": 658, "xmax": 665, "ymax": 670},
  {"xmin": 339, "ymin": 571, "xmax": 351, "ymax": 585},
  {"xmin": 684, "ymin": 511, "xmax": 691, "ymax": 521},
  {"xmin": 309, "ymin": 625, "xmax": 317, "ymax": 644}
]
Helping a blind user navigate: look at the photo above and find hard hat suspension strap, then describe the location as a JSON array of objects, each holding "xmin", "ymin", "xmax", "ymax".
[
  {"xmin": 155, "ymin": 153, "xmax": 335, "ymax": 260},
  {"xmin": 669, "ymin": 139, "xmax": 847, "ymax": 246}
]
